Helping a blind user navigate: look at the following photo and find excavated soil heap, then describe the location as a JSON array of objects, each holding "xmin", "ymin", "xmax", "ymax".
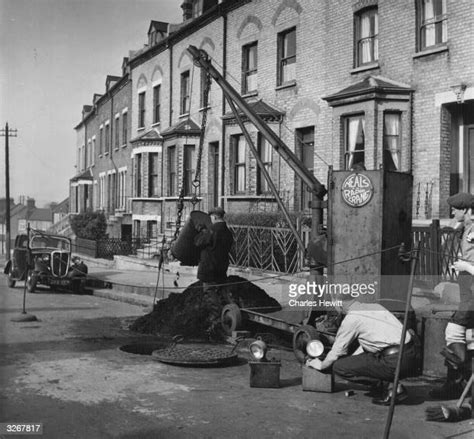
[{"xmin": 130, "ymin": 275, "xmax": 281, "ymax": 340}]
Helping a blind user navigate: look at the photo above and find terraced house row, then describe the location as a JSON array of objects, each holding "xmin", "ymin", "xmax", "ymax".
[{"xmin": 70, "ymin": 0, "xmax": 474, "ymax": 240}]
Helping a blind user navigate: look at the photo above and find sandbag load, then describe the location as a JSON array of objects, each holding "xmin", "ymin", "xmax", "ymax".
[
  {"xmin": 130, "ymin": 275, "xmax": 281, "ymax": 340},
  {"xmin": 170, "ymin": 211, "xmax": 212, "ymax": 266}
]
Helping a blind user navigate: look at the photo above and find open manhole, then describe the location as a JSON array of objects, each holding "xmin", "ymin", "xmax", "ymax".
[
  {"xmin": 119, "ymin": 341, "xmax": 168, "ymax": 356},
  {"xmin": 152, "ymin": 343, "xmax": 238, "ymax": 367}
]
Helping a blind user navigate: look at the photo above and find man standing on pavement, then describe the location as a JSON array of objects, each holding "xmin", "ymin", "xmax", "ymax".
[
  {"xmin": 306, "ymin": 297, "xmax": 417, "ymax": 405},
  {"xmin": 430, "ymin": 192, "xmax": 474, "ymax": 399},
  {"xmin": 194, "ymin": 206, "xmax": 233, "ymax": 292}
]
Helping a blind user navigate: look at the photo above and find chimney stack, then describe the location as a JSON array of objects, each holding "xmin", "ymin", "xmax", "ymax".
[{"xmin": 26, "ymin": 198, "xmax": 35, "ymax": 210}]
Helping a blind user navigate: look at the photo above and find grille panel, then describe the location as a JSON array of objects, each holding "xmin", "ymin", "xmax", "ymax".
[{"xmin": 52, "ymin": 251, "xmax": 69, "ymax": 277}]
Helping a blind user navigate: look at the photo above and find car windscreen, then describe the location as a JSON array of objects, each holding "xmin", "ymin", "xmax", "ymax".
[{"xmin": 30, "ymin": 236, "xmax": 70, "ymax": 251}]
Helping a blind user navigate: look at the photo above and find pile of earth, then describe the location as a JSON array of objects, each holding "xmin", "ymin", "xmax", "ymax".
[{"xmin": 129, "ymin": 275, "xmax": 281, "ymax": 340}]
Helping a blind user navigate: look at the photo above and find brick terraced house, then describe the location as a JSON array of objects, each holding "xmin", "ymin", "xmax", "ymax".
[{"xmin": 70, "ymin": 0, "xmax": 474, "ymax": 239}]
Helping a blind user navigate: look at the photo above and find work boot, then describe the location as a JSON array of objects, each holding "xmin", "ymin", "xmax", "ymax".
[
  {"xmin": 429, "ymin": 364, "xmax": 469, "ymax": 400},
  {"xmin": 372, "ymin": 384, "xmax": 408, "ymax": 406},
  {"xmin": 429, "ymin": 377, "xmax": 466, "ymax": 400},
  {"xmin": 429, "ymin": 342, "xmax": 468, "ymax": 400}
]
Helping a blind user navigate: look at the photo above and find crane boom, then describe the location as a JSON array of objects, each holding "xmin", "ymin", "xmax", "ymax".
[
  {"xmin": 187, "ymin": 45, "xmax": 327, "ymax": 273},
  {"xmin": 187, "ymin": 45, "xmax": 326, "ymax": 199}
]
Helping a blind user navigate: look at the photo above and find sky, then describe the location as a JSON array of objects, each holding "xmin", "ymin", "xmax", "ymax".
[{"xmin": 0, "ymin": 0, "xmax": 181, "ymax": 208}]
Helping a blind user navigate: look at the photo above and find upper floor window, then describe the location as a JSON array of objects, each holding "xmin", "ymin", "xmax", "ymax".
[
  {"xmin": 153, "ymin": 85, "xmax": 161, "ymax": 124},
  {"xmin": 355, "ymin": 7, "xmax": 378, "ymax": 66},
  {"xmin": 87, "ymin": 140, "xmax": 92, "ymax": 167},
  {"xmin": 92, "ymin": 138, "xmax": 96, "ymax": 165},
  {"xmin": 257, "ymin": 135, "xmax": 272, "ymax": 194},
  {"xmin": 168, "ymin": 146, "xmax": 176, "ymax": 196},
  {"xmin": 180, "ymin": 71, "xmax": 190, "ymax": 115},
  {"xmin": 192, "ymin": 0, "xmax": 203, "ymax": 18},
  {"xmin": 138, "ymin": 92, "xmax": 146, "ymax": 128},
  {"xmin": 105, "ymin": 123, "xmax": 110, "ymax": 153},
  {"xmin": 383, "ymin": 112, "xmax": 401, "ymax": 171},
  {"xmin": 122, "ymin": 112, "xmax": 128, "ymax": 146},
  {"xmin": 418, "ymin": 0, "xmax": 447, "ymax": 50},
  {"xmin": 114, "ymin": 117, "xmax": 120, "ymax": 149},
  {"xmin": 277, "ymin": 28, "xmax": 296, "ymax": 86},
  {"xmin": 344, "ymin": 114, "xmax": 365, "ymax": 170},
  {"xmin": 148, "ymin": 153, "xmax": 159, "ymax": 197},
  {"xmin": 232, "ymin": 135, "xmax": 246, "ymax": 194},
  {"xmin": 242, "ymin": 42, "xmax": 258, "ymax": 94},
  {"xmin": 99, "ymin": 127, "xmax": 104, "ymax": 155},
  {"xmin": 78, "ymin": 145, "xmax": 85, "ymax": 171}
]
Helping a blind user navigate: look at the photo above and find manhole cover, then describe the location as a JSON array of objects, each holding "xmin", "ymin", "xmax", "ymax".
[{"xmin": 152, "ymin": 343, "xmax": 238, "ymax": 367}]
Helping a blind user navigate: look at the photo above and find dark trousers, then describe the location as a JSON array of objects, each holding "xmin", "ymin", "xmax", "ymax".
[
  {"xmin": 452, "ymin": 271, "xmax": 474, "ymax": 327},
  {"xmin": 333, "ymin": 344, "xmax": 417, "ymax": 384}
]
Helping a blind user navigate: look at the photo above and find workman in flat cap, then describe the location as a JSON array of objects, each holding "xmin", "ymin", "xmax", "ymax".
[
  {"xmin": 194, "ymin": 206, "xmax": 234, "ymax": 292},
  {"xmin": 430, "ymin": 192, "xmax": 474, "ymax": 399},
  {"xmin": 306, "ymin": 295, "xmax": 416, "ymax": 405}
]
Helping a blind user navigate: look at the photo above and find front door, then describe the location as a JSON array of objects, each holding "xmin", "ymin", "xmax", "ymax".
[{"xmin": 121, "ymin": 224, "xmax": 132, "ymax": 241}]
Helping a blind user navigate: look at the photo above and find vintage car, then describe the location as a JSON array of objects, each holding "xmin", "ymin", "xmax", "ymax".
[{"xmin": 4, "ymin": 232, "xmax": 88, "ymax": 293}]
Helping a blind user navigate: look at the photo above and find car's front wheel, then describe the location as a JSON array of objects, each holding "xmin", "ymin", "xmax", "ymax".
[
  {"xmin": 7, "ymin": 272, "xmax": 16, "ymax": 288},
  {"xmin": 26, "ymin": 272, "xmax": 37, "ymax": 293}
]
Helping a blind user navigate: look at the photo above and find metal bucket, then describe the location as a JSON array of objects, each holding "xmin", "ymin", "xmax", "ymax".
[
  {"xmin": 249, "ymin": 361, "xmax": 281, "ymax": 388},
  {"xmin": 170, "ymin": 211, "xmax": 211, "ymax": 266}
]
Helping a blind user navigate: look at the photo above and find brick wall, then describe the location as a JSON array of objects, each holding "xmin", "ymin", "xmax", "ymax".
[{"xmin": 74, "ymin": 0, "xmax": 474, "ymax": 229}]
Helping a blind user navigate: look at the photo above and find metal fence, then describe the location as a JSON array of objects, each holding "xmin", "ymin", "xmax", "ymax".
[
  {"xmin": 412, "ymin": 220, "xmax": 461, "ymax": 286},
  {"xmin": 228, "ymin": 224, "xmax": 309, "ymax": 273},
  {"xmin": 74, "ymin": 221, "xmax": 462, "ymax": 281}
]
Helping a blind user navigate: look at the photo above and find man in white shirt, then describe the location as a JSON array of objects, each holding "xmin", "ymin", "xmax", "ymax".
[{"xmin": 307, "ymin": 298, "xmax": 417, "ymax": 405}]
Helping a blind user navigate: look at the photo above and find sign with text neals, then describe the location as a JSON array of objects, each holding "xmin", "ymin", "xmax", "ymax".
[{"xmin": 341, "ymin": 173, "xmax": 374, "ymax": 207}]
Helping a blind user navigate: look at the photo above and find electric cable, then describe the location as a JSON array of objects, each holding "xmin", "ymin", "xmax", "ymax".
[{"xmin": 69, "ymin": 244, "xmax": 403, "ymax": 292}]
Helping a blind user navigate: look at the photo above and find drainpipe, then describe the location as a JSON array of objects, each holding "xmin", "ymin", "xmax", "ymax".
[
  {"xmin": 278, "ymin": 118, "xmax": 282, "ymax": 198},
  {"xmin": 165, "ymin": 42, "xmax": 173, "ymax": 233},
  {"xmin": 84, "ymin": 119, "xmax": 89, "ymax": 212},
  {"xmin": 409, "ymin": 91, "xmax": 413, "ymax": 174},
  {"xmin": 220, "ymin": 12, "xmax": 227, "ymax": 208},
  {"xmin": 169, "ymin": 43, "xmax": 173, "ymax": 127},
  {"xmin": 110, "ymin": 93, "xmax": 119, "ymax": 220}
]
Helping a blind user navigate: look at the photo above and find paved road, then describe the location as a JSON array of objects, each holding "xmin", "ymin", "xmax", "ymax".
[{"xmin": 0, "ymin": 278, "xmax": 472, "ymax": 439}]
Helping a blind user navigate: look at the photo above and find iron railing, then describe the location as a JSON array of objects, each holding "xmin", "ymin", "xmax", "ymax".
[
  {"xmin": 412, "ymin": 220, "xmax": 461, "ymax": 287},
  {"xmin": 72, "ymin": 220, "xmax": 462, "ymax": 280},
  {"xmin": 228, "ymin": 224, "xmax": 310, "ymax": 273}
]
